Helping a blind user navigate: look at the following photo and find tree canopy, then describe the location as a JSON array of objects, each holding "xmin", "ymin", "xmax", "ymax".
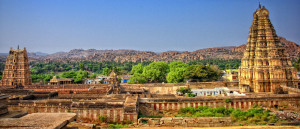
[
  {"xmin": 143, "ymin": 61, "xmax": 169, "ymax": 82},
  {"xmin": 183, "ymin": 65, "xmax": 221, "ymax": 82},
  {"xmin": 167, "ymin": 61, "xmax": 188, "ymax": 83}
]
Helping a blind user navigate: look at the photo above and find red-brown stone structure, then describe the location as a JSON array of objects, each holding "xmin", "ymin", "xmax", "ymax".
[
  {"xmin": 0, "ymin": 47, "xmax": 32, "ymax": 87},
  {"xmin": 108, "ymin": 70, "xmax": 121, "ymax": 94},
  {"xmin": 238, "ymin": 5, "xmax": 298, "ymax": 93},
  {"xmin": 1, "ymin": 5, "xmax": 300, "ymax": 128}
]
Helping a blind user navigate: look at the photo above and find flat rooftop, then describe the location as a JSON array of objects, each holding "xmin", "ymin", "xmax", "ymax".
[{"xmin": 0, "ymin": 113, "xmax": 76, "ymax": 129}]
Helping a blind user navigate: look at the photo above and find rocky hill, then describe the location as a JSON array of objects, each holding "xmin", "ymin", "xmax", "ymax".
[{"xmin": 1, "ymin": 36, "xmax": 299, "ymax": 63}]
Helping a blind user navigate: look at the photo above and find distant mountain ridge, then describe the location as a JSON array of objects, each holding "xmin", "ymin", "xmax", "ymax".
[{"xmin": 0, "ymin": 36, "xmax": 299, "ymax": 63}]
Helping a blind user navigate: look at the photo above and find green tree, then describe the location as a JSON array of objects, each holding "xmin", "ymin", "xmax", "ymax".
[
  {"xmin": 183, "ymin": 65, "xmax": 221, "ymax": 82},
  {"xmin": 127, "ymin": 73, "xmax": 147, "ymax": 84},
  {"xmin": 166, "ymin": 68, "xmax": 186, "ymax": 83},
  {"xmin": 169, "ymin": 61, "xmax": 188, "ymax": 72},
  {"xmin": 31, "ymin": 74, "xmax": 54, "ymax": 83},
  {"xmin": 131, "ymin": 64, "xmax": 144, "ymax": 74},
  {"xmin": 43, "ymin": 74, "xmax": 53, "ymax": 82},
  {"xmin": 103, "ymin": 66, "xmax": 121, "ymax": 76},
  {"xmin": 74, "ymin": 70, "xmax": 88, "ymax": 83},
  {"xmin": 167, "ymin": 61, "xmax": 188, "ymax": 83},
  {"xmin": 79, "ymin": 63, "xmax": 84, "ymax": 71},
  {"xmin": 293, "ymin": 57, "xmax": 300, "ymax": 71},
  {"xmin": 90, "ymin": 73, "xmax": 97, "ymax": 79},
  {"xmin": 61, "ymin": 71, "xmax": 77, "ymax": 78},
  {"xmin": 143, "ymin": 61, "xmax": 169, "ymax": 82},
  {"xmin": 0, "ymin": 63, "xmax": 5, "ymax": 72},
  {"xmin": 102, "ymin": 67, "xmax": 110, "ymax": 76}
]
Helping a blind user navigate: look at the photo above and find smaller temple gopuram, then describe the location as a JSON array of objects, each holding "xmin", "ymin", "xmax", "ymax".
[
  {"xmin": 0, "ymin": 47, "xmax": 32, "ymax": 87},
  {"xmin": 108, "ymin": 70, "xmax": 121, "ymax": 94},
  {"xmin": 238, "ymin": 5, "xmax": 298, "ymax": 93}
]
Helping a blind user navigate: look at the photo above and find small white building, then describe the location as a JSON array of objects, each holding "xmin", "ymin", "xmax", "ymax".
[
  {"xmin": 191, "ymin": 87, "xmax": 245, "ymax": 96},
  {"xmin": 85, "ymin": 76, "xmax": 110, "ymax": 84},
  {"xmin": 84, "ymin": 78, "xmax": 102, "ymax": 84}
]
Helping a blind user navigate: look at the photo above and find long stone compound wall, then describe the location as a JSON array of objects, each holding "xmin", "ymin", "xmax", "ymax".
[
  {"xmin": 6, "ymin": 93, "xmax": 300, "ymax": 126},
  {"xmin": 121, "ymin": 81, "xmax": 238, "ymax": 94},
  {"xmin": 0, "ymin": 94, "xmax": 9, "ymax": 115},
  {"xmin": 138, "ymin": 117, "xmax": 232, "ymax": 127},
  {"xmin": 139, "ymin": 94, "xmax": 300, "ymax": 115},
  {"xmin": 7, "ymin": 95, "xmax": 139, "ymax": 124},
  {"xmin": 10, "ymin": 81, "xmax": 239, "ymax": 94}
]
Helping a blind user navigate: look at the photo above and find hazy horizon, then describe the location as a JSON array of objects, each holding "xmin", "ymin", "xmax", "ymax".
[
  {"xmin": 0, "ymin": 0, "xmax": 299, "ymax": 54},
  {"xmin": 0, "ymin": 45, "xmax": 238, "ymax": 55}
]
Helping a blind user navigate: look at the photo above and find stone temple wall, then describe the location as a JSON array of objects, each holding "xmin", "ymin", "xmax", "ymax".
[
  {"xmin": 0, "ymin": 94, "xmax": 9, "ymax": 115},
  {"xmin": 6, "ymin": 94, "xmax": 300, "ymax": 125},
  {"xmin": 122, "ymin": 82, "xmax": 238, "ymax": 94},
  {"xmin": 19, "ymin": 82, "xmax": 238, "ymax": 94},
  {"xmin": 7, "ymin": 99, "xmax": 138, "ymax": 124},
  {"xmin": 139, "ymin": 94, "xmax": 300, "ymax": 115},
  {"xmin": 138, "ymin": 117, "xmax": 232, "ymax": 127}
]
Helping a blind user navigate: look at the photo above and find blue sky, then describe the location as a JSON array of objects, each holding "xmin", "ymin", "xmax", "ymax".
[{"xmin": 0, "ymin": 0, "xmax": 299, "ymax": 54}]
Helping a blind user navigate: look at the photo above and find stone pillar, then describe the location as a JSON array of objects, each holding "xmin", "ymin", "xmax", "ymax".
[
  {"xmin": 123, "ymin": 114, "xmax": 127, "ymax": 121},
  {"xmin": 113, "ymin": 109, "xmax": 117, "ymax": 122},
  {"xmin": 133, "ymin": 114, "xmax": 138, "ymax": 124},
  {"xmin": 130, "ymin": 114, "xmax": 134, "ymax": 122},
  {"xmin": 233, "ymin": 102, "xmax": 236, "ymax": 109},
  {"xmin": 174, "ymin": 103, "xmax": 177, "ymax": 110},
  {"xmin": 240, "ymin": 101, "xmax": 243, "ymax": 109},
  {"xmin": 107, "ymin": 109, "xmax": 111, "ymax": 122},
  {"xmin": 100, "ymin": 109, "xmax": 103, "ymax": 117},
  {"xmin": 84, "ymin": 109, "xmax": 88, "ymax": 118},
  {"xmin": 159, "ymin": 103, "xmax": 162, "ymax": 110},
  {"xmin": 117, "ymin": 109, "xmax": 121, "ymax": 123},
  {"xmin": 164, "ymin": 103, "xmax": 167, "ymax": 110},
  {"xmin": 110, "ymin": 109, "xmax": 114, "ymax": 122}
]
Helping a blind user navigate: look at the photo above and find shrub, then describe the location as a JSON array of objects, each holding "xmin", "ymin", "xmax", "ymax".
[
  {"xmin": 142, "ymin": 120, "xmax": 148, "ymax": 124},
  {"xmin": 177, "ymin": 106, "xmax": 279, "ymax": 125},
  {"xmin": 108, "ymin": 124, "xmax": 128, "ymax": 128},
  {"xmin": 225, "ymin": 98, "xmax": 232, "ymax": 103},
  {"xmin": 98, "ymin": 116, "xmax": 107, "ymax": 122},
  {"xmin": 138, "ymin": 112, "xmax": 162, "ymax": 118},
  {"xmin": 176, "ymin": 87, "xmax": 192, "ymax": 95},
  {"xmin": 187, "ymin": 93, "xmax": 196, "ymax": 97}
]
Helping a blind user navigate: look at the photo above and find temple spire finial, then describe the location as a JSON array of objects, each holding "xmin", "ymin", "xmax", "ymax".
[{"xmin": 259, "ymin": 1, "xmax": 261, "ymax": 9}]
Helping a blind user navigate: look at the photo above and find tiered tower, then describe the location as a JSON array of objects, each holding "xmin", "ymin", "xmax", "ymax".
[
  {"xmin": 238, "ymin": 5, "xmax": 298, "ymax": 93},
  {"xmin": 108, "ymin": 70, "xmax": 121, "ymax": 94},
  {"xmin": 0, "ymin": 47, "xmax": 32, "ymax": 87}
]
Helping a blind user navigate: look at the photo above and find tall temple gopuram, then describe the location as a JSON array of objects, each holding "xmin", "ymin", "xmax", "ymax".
[
  {"xmin": 238, "ymin": 5, "xmax": 298, "ymax": 93},
  {"xmin": 0, "ymin": 47, "xmax": 32, "ymax": 87}
]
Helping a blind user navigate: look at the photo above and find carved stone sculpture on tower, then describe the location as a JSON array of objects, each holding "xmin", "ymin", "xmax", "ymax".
[
  {"xmin": 238, "ymin": 5, "xmax": 298, "ymax": 93},
  {"xmin": 0, "ymin": 47, "xmax": 32, "ymax": 87}
]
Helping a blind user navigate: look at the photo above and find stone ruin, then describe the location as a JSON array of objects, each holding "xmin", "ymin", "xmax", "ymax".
[{"xmin": 0, "ymin": 5, "xmax": 300, "ymax": 128}]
